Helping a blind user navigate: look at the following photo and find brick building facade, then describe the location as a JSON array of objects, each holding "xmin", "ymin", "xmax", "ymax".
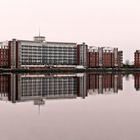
[
  {"xmin": 0, "ymin": 42, "xmax": 9, "ymax": 68},
  {"xmin": 134, "ymin": 50, "xmax": 140, "ymax": 68},
  {"xmin": 88, "ymin": 47, "xmax": 123, "ymax": 68}
]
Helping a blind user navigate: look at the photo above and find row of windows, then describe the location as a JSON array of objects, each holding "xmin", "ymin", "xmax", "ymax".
[
  {"xmin": 21, "ymin": 49, "xmax": 76, "ymax": 54},
  {"xmin": 21, "ymin": 85, "xmax": 76, "ymax": 88},
  {"xmin": 21, "ymin": 81, "xmax": 77, "ymax": 85},
  {"xmin": 21, "ymin": 88, "xmax": 76, "ymax": 92},
  {"xmin": 0, "ymin": 57, "xmax": 8, "ymax": 61},
  {"xmin": 21, "ymin": 53, "xmax": 76, "ymax": 56},
  {"xmin": 21, "ymin": 79, "xmax": 76, "ymax": 83},
  {"xmin": 21, "ymin": 92, "xmax": 77, "ymax": 96},
  {"xmin": 21, "ymin": 84, "xmax": 76, "ymax": 86},
  {"xmin": 21, "ymin": 80, "xmax": 76, "ymax": 84},
  {"xmin": 21, "ymin": 58, "xmax": 77, "ymax": 61},
  {"xmin": 21, "ymin": 54, "xmax": 76, "ymax": 57},
  {"xmin": 22, "ymin": 81, "xmax": 76, "ymax": 83},
  {"xmin": 21, "ymin": 90, "xmax": 76, "ymax": 94},
  {"xmin": 21, "ymin": 62, "xmax": 77, "ymax": 65},
  {"xmin": 21, "ymin": 51, "xmax": 77, "ymax": 55},
  {"xmin": 21, "ymin": 78, "xmax": 76, "ymax": 82},
  {"xmin": 22, "ymin": 85, "xmax": 76, "ymax": 88},
  {"xmin": 0, "ymin": 61, "xmax": 8, "ymax": 64},
  {"xmin": 21, "ymin": 52, "xmax": 77, "ymax": 55},
  {"xmin": 21, "ymin": 82, "xmax": 76, "ymax": 86},
  {"xmin": 21, "ymin": 45, "xmax": 76, "ymax": 50},
  {"xmin": 21, "ymin": 59, "xmax": 77, "ymax": 63},
  {"xmin": 21, "ymin": 57, "xmax": 77, "ymax": 60},
  {"xmin": 21, "ymin": 88, "xmax": 77, "ymax": 91},
  {"xmin": 21, "ymin": 58, "xmax": 76, "ymax": 60},
  {"xmin": 22, "ymin": 90, "xmax": 77, "ymax": 92},
  {"xmin": 21, "ymin": 49, "xmax": 76, "ymax": 51},
  {"xmin": 21, "ymin": 58, "xmax": 76, "ymax": 61},
  {"xmin": 22, "ymin": 83, "xmax": 77, "ymax": 87}
]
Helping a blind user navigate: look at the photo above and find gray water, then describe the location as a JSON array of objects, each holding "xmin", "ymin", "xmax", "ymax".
[{"xmin": 0, "ymin": 73, "xmax": 140, "ymax": 140}]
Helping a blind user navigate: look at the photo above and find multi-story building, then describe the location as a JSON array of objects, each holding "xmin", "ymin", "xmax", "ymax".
[
  {"xmin": 0, "ymin": 36, "xmax": 124, "ymax": 69},
  {"xmin": 0, "ymin": 42, "xmax": 9, "ymax": 68},
  {"xmin": 88, "ymin": 47, "xmax": 123, "ymax": 68},
  {"xmin": 118, "ymin": 50, "xmax": 123, "ymax": 68},
  {"xmin": 8, "ymin": 36, "xmax": 88, "ymax": 69},
  {"xmin": 88, "ymin": 46, "xmax": 99, "ymax": 67},
  {"xmin": 134, "ymin": 50, "xmax": 140, "ymax": 68}
]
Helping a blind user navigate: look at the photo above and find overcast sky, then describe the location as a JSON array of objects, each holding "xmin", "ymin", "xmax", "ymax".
[{"xmin": 0, "ymin": 0, "xmax": 140, "ymax": 62}]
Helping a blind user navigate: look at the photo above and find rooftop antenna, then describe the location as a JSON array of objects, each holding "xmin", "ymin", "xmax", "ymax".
[
  {"xmin": 34, "ymin": 27, "xmax": 45, "ymax": 42},
  {"xmin": 38, "ymin": 104, "xmax": 40, "ymax": 115},
  {"xmin": 39, "ymin": 27, "xmax": 40, "ymax": 37}
]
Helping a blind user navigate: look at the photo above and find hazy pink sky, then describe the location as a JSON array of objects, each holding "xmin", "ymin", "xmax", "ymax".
[{"xmin": 0, "ymin": 0, "xmax": 140, "ymax": 62}]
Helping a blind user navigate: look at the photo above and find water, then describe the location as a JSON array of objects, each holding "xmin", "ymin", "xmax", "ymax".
[{"xmin": 0, "ymin": 73, "xmax": 140, "ymax": 140}]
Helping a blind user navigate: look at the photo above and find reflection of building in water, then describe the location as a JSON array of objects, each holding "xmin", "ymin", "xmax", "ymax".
[
  {"xmin": 134, "ymin": 74, "xmax": 140, "ymax": 90},
  {"xmin": 0, "ymin": 74, "xmax": 87, "ymax": 103},
  {"xmin": 0, "ymin": 75, "xmax": 10, "ymax": 101},
  {"xmin": 0, "ymin": 73, "xmax": 124, "ymax": 104},
  {"xmin": 87, "ymin": 74, "xmax": 123, "ymax": 94}
]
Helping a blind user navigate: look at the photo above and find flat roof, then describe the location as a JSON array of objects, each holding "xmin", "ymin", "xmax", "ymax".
[{"xmin": 17, "ymin": 40, "xmax": 76, "ymax": 45}]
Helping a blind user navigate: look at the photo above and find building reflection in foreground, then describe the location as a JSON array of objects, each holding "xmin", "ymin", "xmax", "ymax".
[
  {"xmin": 134, "ymin": 74, "xmax": 140, "ymax": 90},
  {"xmin": 0, "ymin": 73, "xmax": 123, "ymax": 104},
  {"xmin": 87, "ymin": 73, "xmax": 123, "ymax": 94},
  {"xmin": 0, "ymin": 74, "xmax": 87, "ymax": 104}
]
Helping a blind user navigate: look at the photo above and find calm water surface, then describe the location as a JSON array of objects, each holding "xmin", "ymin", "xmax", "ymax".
[{"xmin": 0, "ymin": 73, "xmax": 140, "ymax": 140}]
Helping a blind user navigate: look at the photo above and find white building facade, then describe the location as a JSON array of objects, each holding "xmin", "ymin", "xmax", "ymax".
[{"xmin": 8, "ymin": 36, "xmax": 88, "ymax": 69}]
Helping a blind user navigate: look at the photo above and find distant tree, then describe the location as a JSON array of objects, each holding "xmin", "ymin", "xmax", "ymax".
[
  {"xmin": 123, "ymin": 60, "xmax": 134, "ymax": 68},
  {"xmin": 125, "ymin": 60, "xmax": 130, "ymax": 65}
]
